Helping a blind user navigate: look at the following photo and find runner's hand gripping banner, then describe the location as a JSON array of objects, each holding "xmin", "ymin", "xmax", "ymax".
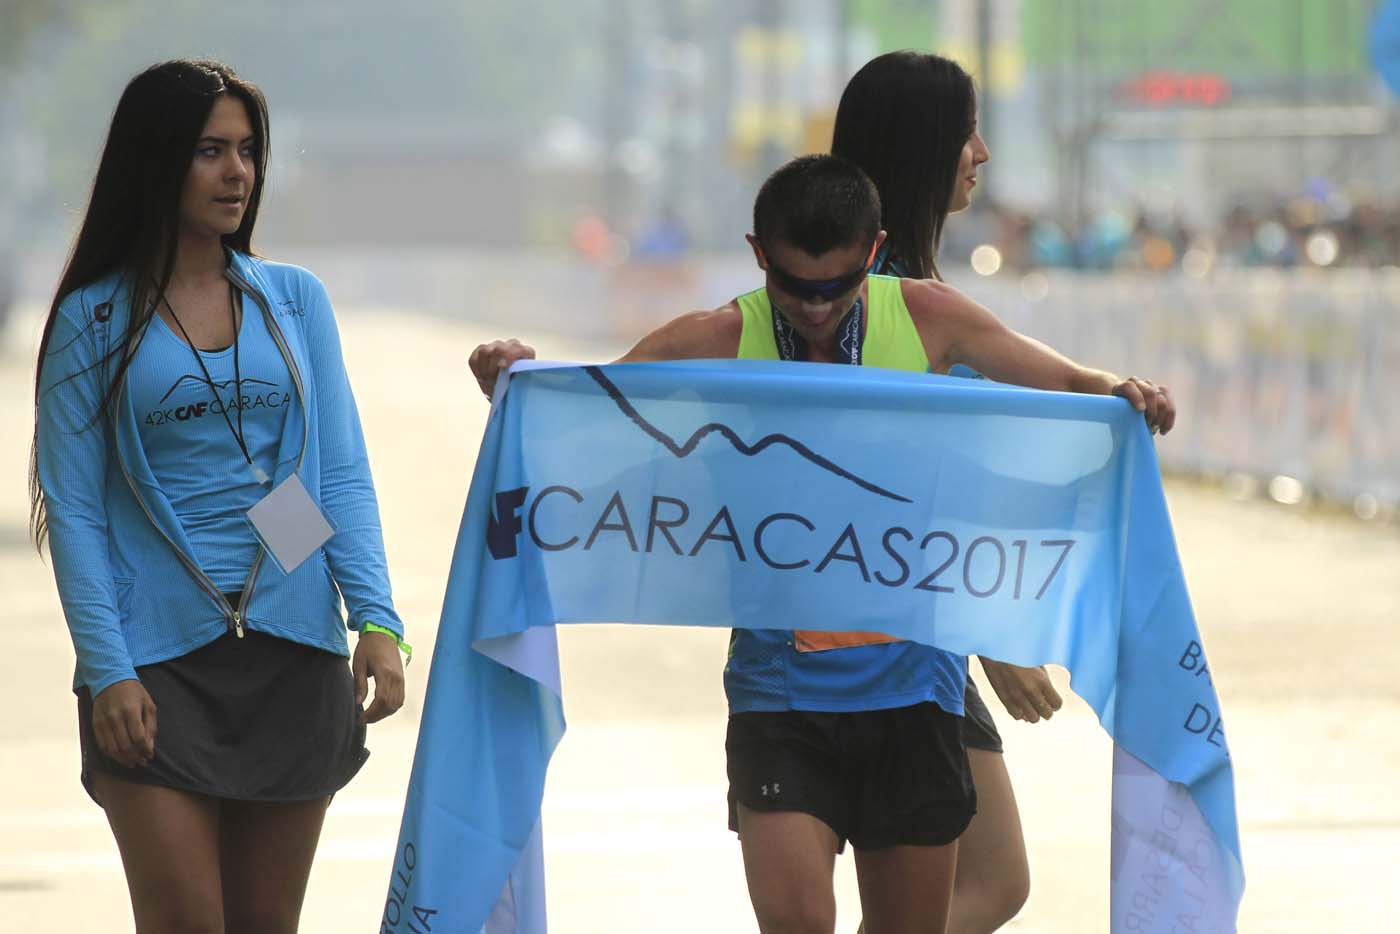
[{"xmin": 382, "ymin": 360, "xmax": 1244, "ymax": 934}]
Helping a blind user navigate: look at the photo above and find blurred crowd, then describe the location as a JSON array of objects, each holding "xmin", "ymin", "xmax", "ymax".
[{"xmin": 944, "ymin": 186, "xmax": 1400, "ymax": 275}]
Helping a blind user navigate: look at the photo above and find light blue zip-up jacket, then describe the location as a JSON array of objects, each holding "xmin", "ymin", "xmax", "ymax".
[{"xmin": 37, "ymin": 250, "xmax": 403, "ymax": 696}]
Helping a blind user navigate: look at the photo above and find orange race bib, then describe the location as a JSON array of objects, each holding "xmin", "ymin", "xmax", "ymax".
[{"xmin": 792, "ymin": 630, "xmax": 904, "ymax": 653}]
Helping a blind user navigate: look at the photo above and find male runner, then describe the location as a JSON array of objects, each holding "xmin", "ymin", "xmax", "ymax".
[{"xmin": 469, "ymin": 155, "xmax": 1173, "ymax": 934}]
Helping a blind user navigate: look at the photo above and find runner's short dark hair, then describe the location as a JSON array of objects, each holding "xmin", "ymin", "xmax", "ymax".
[{"xmin": 753, "ymin": 154, "xmax": 882, "ymax": 257}]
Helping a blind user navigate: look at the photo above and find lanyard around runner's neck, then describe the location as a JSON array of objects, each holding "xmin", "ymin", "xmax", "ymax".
[
  {"xmin": 871, "ymin": 243, "xmax": 910, "ymax": 278},
  {"xmin": 162, "ymin": 283, "xmax": 269, "ymax": 484},
  {"xmin": 770, "ymin": 297, "xmax": 864, "ymax": 365}
]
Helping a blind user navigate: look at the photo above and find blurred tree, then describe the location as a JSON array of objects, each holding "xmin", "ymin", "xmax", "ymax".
[
  {"xmin": 850, "ymin": 0, "xmax": 940, "ymax": 53},
  {"xmin": 24, "ymin": 0, "xmax": 603, "ymax": 131},
  {"xmin": 2, "ymin": 0, "xmax": 137, "ymax": 320},
  {"xmin": 0, "ymin": 0, "xmax": 132, "ymax": 77},
  {"xmin": 1025, "ymin": 0, "xmax": 1373, "ymax": 77},
  {"xmin": 20, "ymin": 0, "xmax": 605, "ymax": 205},
  {"xmin": 1, "ymin": 1, "xmax": 69, "ymax": 75}
]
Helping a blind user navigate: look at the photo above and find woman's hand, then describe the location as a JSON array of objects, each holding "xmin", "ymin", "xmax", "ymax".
[
  {"xmin": 353, "ymin": 630, "xmax": 406, "ymax": 724},
  {"xmin": 980, "ymin": 658, "xmax": 1063, "ymax": 724},
  {"xmin": 92, "ymin": 679, "xmax": 158, "ymax": 767}
]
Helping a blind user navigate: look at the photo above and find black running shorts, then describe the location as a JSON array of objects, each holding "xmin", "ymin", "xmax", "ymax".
[
  {"xmin": 726, "ymin": 701, "xmax": 976, "ymax": 851},
  {"xmin": 961, "ymin": 677, "xmax": 1004, "ymax": 753}
]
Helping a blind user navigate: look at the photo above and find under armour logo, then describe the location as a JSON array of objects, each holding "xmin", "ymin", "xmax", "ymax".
[{"xmin": 760, "ymin": 783, "xmax": 781, "ymax": 797}]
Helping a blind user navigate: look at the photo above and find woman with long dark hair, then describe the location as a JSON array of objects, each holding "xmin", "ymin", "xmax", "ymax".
[
  {"xmin": 31, "ymin": 59, "xmax": 406, "ymax": 932},
  {"xmin": 834, "ymin": 50, "xmax": 1060, "ymax": 933}
]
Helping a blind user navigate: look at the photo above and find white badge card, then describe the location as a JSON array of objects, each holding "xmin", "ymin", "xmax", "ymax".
[{"xmin": 245, "ymin": 474, "xmax": 336, "ymax": 574}]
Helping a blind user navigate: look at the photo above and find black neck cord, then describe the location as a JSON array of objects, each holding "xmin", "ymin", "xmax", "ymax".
[{"xmin": 162, "ymin": 283, "xmax": 254, "ymax": 467}]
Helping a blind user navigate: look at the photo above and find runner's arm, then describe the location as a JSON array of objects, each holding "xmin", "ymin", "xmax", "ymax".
[
  {"xmin": 469, "ymin": 339, "xmax": 538, "ymax": 399},
  {"xmin": 903, "ymin": 279, "xmax": 1175, "ymax": 433},
  {"xmin": 613, "ymin": 305, "xmax": 743, "ymax": 363},
  {"xmin": 468, "ymin": 306, "xmax": 741, "ymax": 399}
]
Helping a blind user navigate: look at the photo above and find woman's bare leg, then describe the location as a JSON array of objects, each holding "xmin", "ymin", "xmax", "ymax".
[
  {"xmin": 946, "ymin": 749, "xmax": 1030, "ymax": 933},
  {"xmin": 91, "ymin": 772, "xmax": 225, "ymax": 934},
  {"xmin": 219, "ymin": 796, "xmax": 332, "ymax": 934}
]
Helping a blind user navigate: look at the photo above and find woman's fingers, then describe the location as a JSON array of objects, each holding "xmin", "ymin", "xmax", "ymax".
[
  {"xmin": 981, "ymin": 659, "xmax": 1063, "ymax": 724},
  {"xmin": 93, "ymin": 680, "xmax": 157, "ymax": 767},
  {"xmin": 354, "ymin": 631, "xmax": 406, "ymax": 724}
]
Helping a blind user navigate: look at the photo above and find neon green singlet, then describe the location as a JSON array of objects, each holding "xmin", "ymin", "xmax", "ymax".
[
  {"xmin": 722, "ymin": 271, "xmax": 967, "ymax": 716},
  {"xmin": 734, "ymin": 274, "xmax": 929, "ymax": 371}
]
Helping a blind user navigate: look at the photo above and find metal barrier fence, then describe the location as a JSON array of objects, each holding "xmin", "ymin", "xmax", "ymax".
[{"xmin": 954, "ymin": 269, "xmax": 1400, "ymax": 513}]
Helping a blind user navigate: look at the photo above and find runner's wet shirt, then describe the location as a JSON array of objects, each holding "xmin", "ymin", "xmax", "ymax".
[
  {"xmin": 128, "ymin": 291, "xmax": 293, "ymax": 592},
  {"xmin": 723, "ymin": 273, "xmax": 968, "ymax": 714}
]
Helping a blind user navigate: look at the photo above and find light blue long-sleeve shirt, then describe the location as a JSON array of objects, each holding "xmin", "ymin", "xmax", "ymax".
[
  {"xmin": 37, "ymin": 250, "xmax": 403, "ymax": 695},
  {"xmin": 128, "ymin": 302, "xmax": 293, "ymax": 590}
]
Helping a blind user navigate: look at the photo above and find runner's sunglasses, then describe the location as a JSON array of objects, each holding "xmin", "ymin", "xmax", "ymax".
[{"xmin": 761, "ymin": 244, "xmax": 876, "ymax": 303}]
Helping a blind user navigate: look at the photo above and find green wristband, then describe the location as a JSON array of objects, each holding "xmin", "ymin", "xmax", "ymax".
[{"xmin": 361, "ymin": 622, "xmax": 413, "ymax": 663}]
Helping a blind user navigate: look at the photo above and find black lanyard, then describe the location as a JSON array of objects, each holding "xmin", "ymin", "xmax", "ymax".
[
  {"xmin": 770, "ymin": 297, "xmax": 864, "ymax": 365},
  {"xmin": 872, "ymin": 243, "xmax": 909, "ymax": 278},
  {"xmin": 162, "ymin": 283, "xmax": 256, "ymax": 469}
]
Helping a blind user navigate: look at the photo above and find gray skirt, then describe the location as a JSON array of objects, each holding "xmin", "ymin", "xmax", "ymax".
[{"xmin": 77, "ymin": 627, "xmax": 368, "ymax": 804}]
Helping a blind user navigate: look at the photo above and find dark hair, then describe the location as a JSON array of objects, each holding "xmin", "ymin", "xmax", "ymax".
[
  {"xmin": 752, "ymin": 154, "xmax": 882, "ymax": 257},
  {"xmin": 29, "ymin": 59, "xmax": 270, "ymax": 550},
  {"xmin": 831, "ymin": 51, "xmax": 975, "ymax": 280}
]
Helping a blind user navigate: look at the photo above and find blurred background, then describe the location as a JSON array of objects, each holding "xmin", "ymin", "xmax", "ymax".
[
  {"xmin": 3, "ymin": 3, "xmax": 1400, "ymax": 931},
  {"xmin": 5, "ymin": 0, "xmax": 1400, "ymax": 514}
]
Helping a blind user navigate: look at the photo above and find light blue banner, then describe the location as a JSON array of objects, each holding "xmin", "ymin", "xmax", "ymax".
[{"xmin": 382, "ymin": 359, "xmax": 1243, "ymax": 933}]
